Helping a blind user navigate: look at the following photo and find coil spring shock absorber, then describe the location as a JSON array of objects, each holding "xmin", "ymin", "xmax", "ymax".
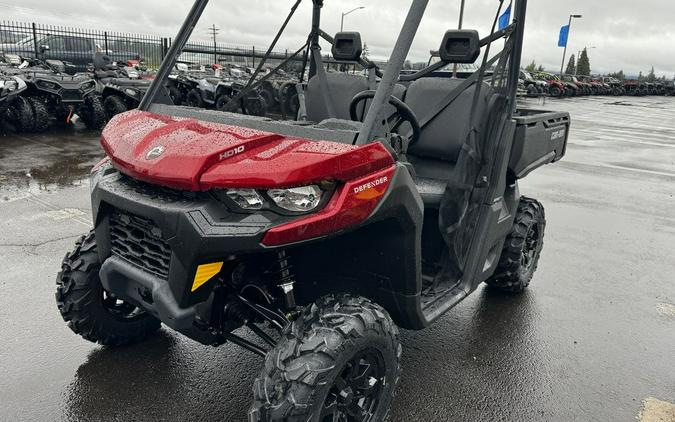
[{"xmin": 274, "ymin": 250, "xmax": 296, "ymax": 310}]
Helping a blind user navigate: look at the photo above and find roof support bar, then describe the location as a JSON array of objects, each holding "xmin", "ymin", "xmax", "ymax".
[
  {"xmin": 355, "ymin": 0, "xmax": 429, "ymax": 145},
  {"xmin": 139, "ymin": 0, "xmax": 209, "ymax": 110}
]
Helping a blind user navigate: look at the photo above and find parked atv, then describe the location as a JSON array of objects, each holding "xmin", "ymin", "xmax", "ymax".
[
  {"xmin": 91, "ymin": 53, "xmax": 151, "ymax": 119},
  {"xmin": 562, "ymin": 75, "xmax": 591, "ymax": 96},
  {"xmin": 600, "ymin": 76, "xmax": 625, "ymax": 96},
  {"xmin": 214, "ymin": 78, "xmax": 268, "ymax": 116},
  {"xmin": 56, "ymin": 1, "xmax": 568, "ymax": 420},
  {"xmin": 624, "ymin": 80, "xmax": 646, "ymax": 96},
  {"xmin": 535, "ymin": 72, "xmax": 565, "ymax": 97},
  {"xmin": 0, "ymin": 56, "xmax": 30, "ymax": 130},
  {"xmin": 520, "ymin": 70, "xmax": 546, "ymax": 97},
  {"xmin": 8, "ymin": 58, "xmax": 104, "ymax": 131}
]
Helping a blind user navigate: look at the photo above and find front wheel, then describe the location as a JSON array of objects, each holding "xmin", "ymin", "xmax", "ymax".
[
  {"xmin": 103, "ymin": 95, "xmax": 128, "ymax": 119},
  {"xmin": 250, "ymin": 294, "xmax": 402, "ymax": 422},
  {"xmin": 56, "ymin": 230, "xmax": 161, "ymax": 346},
  {"xmin": 3, "ymin": 96, "xmax": 34, "ymax": 132},
  {"xmin": 27, "ymin": 96, "xmax": 50, "ymax": 132},
  {"xmin": 549, "ymin": 86, "xmax": 562, "ymax": 97},
  {"xmin": 78, "ymin": 95, "xmax": 106, "ymax": 130},
  {"xmin": 486, "ymin": 197, "xmax": 546, "ymax": 293}
]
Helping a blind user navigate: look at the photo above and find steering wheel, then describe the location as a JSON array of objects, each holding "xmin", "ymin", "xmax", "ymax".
[{"xmin": 349, "ymin": 90, "xmax": 421, "ymax": 147}]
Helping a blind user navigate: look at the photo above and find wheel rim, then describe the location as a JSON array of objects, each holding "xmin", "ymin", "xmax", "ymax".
[
  {"xmin": 520, "ymin": 224, "xmax": 540, "ymax": 274},
  {"xmin": 320, "ymin": 349, "xmax": 386, "ymax": 422},
  {"xmin": 102, "ymin": 289, "xmax": 145, "ymax": 321}
]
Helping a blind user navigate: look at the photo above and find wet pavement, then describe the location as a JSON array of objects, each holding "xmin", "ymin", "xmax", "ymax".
[{"xmin": 1, "ymin": 97, "xmax": 674, "ymax": 421}]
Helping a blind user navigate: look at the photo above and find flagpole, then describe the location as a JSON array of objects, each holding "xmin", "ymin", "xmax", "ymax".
[{"xmin": 560, "ymin": 14, "xmax": 582, "ymax": 78}]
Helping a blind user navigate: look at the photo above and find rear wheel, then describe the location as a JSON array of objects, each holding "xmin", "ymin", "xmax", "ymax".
[
  {"xmin": 103, "ymin": 95, "xmax": 128, "ymax": 119},
  {"xmin": 56, "ymin": 230, "xmax": 161, "ymax": 346},
  {"xmin": 486, "ymin": 197, "xmax": 546, "ymax": 293},
  {"xmin": 549, "ymin": 86, "xmax": 562, "ymax": 97},
  {"xmin": 250, "ymin": 294, "xmax": 402, "ymax": 422},
  {"xmin": 27, "ymin": 97, "xmax": 50, "ymax": 132}
]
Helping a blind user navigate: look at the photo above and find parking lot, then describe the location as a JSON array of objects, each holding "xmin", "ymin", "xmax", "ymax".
[{"xmin": 1, "ymin": 96, "xmax": 674, "ymax": 421}]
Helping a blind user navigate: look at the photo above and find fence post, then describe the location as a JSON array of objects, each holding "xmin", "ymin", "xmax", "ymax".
[
  {"xmin": 31, "ymin": 22, "xmax": 39, "ymax": 58},
  {"xmin": 104, "ymin": 31, "xmax": 108, "ymax": 53},
  {"xmin": 161, "ymin": 38, "xmax": 167, "ymax": 61},
  {"xmin": 252, "ymin": 46, "xmax": 255, "ymax": 68}
]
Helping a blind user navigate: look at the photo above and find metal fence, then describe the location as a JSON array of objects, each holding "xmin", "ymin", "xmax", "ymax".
[
  {"xmin": 0, "ymin": 20, "xmax": 365, "ymax": 73},
  {"xmin": 0, "ymin": 21, "xmax": 166, "ymax": 70}
]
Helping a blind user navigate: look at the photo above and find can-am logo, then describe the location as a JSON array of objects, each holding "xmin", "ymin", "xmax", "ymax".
[
  {"xmin": 219, "ymin": 145, "xmax": 245, "ymax": 160},
  {"xmin": 146, "ymin": 145, "xmax": 165, "ymax": 160},
  {"xmin": 551, "ymin": 129, "xmax": 566, "ymax": 141},
  {"xmin": 353, "ymin": 176, "xmax": 389, "ymax": 194}
]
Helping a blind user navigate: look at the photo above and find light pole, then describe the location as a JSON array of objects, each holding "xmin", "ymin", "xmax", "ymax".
[
  {"xmin": 341, "ymin": 6, "xmax": 365, "ymax": 32},
  {"xmin": 560, "ymin": 14, "xmax": 582, "ymax": 78},
  {"xmin": 575, "ymin": 46, "xmax": 595, "ymax": 76}
]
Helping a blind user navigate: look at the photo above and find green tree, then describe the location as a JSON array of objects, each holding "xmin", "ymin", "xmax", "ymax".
[
  {"xmin": 565, "ymin": 55, "xmax": 576, "ymax": 75},
  {"xmin": 537, "ymin": 64, "xmax": 545, "ymax": 72},
  {"xmin": 607, "ymin": 70, "xmax": 625, "ymax": 81},
  {"xmin": 525, "ymin": 60, "xmax": 537, "ymax": 72},
  {"xmin": 646, "ymin": 66, "xmax": 656, "ymax": 82},
  {"xmin": 638, "ymin": 71, "xmax": 644, "ymax": 81},
  {"xmin": 576, "ymin": 48, "xmax": 591, "ymax": 76}
]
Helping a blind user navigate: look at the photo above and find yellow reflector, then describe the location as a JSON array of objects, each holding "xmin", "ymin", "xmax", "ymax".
[{"xmin": 191, "ymin": 262, "xmax": 224, "ymax": 292}]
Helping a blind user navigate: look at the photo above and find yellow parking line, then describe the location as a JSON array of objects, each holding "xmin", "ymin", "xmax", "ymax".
[{"xmin": 639, "ymin": 397, "xmax": 675, "ymax": 422}]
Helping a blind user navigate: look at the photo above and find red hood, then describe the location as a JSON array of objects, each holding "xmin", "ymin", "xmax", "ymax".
[{"xmin": 101, "ymin": 110, "xmax": 394, "ymax": 191}]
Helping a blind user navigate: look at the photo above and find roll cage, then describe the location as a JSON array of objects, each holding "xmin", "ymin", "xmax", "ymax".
[{"xmin": 140, "ymin": 0, "xmax": 528, "ymax": 146}]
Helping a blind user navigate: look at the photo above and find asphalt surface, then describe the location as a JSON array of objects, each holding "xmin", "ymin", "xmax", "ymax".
[{"xmin": 1, "ymin": 97, "xmax": 674, "ymax": 422}]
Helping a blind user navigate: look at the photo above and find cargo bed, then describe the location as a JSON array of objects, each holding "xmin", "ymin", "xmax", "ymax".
[{"xmin": 509, "ymin": 109, "xmax": 570, "ymax": 178}]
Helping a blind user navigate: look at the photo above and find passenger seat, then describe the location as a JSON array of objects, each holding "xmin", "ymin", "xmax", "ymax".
[{"xmin": 404, "ymin": 78, "xmax": 495, "ymax": 207}]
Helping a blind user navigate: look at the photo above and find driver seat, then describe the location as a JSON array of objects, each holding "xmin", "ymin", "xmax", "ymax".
[
  {"xmin": 404, "ymin": 77, "xmax": 496, "ymax": 208},
  {"xmin": 305, "ymin": 73, "xmax": 369, "ymax": 122}
]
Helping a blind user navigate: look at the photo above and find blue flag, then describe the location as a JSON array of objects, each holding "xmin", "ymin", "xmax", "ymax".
[
  {"xmin": 558, "ymin": 25, "xmax": 569, "ymax": 47},
  {"xmin": 498, "ymin": 4, "xmax": 512, "ymax": 30}
]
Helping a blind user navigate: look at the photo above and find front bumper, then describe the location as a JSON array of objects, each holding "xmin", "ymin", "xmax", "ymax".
[{"xmin": 91, "ymin": 167, "xmax": 293, "ymax": 342}]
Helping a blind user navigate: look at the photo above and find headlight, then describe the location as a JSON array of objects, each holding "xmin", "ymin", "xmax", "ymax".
[
  {"xmin": 38, "ymin": 80, "xmax": 58, "ymax": 90},
  {"xmin": 267, "ymin": 185, "xmax": 322, "ymax": 213},
  {"xmin": 226, "ymin": 189, "xmax": 263, "ymax": 210},
  {"xmin": 125, "ymin": 88, "xmax": 138, "ymax": 97}
]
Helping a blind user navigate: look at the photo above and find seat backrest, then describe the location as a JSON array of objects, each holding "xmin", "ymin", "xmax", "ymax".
[
  {"xmin": 305, "ymin": 72, "xmax": 369, "ymax": 122},
  {"xmin": 405, "ymin": 78, "xmax": 494, "ymax": 164}
]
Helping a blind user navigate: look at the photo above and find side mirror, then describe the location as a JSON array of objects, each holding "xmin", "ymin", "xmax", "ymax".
[
  {"xmin": 439, "ymin": 30, "xmax": 480, "ymax": 64},
  {"xmin": 331, "ymin": 32, "xmax": 363, "ymax": 61},
  {"xmin": 39, "ymin": 45, "xmax": 50, "ymax": 53}
]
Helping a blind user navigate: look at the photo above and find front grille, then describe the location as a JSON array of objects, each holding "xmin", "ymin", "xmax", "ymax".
[
  {"xmin": 109, "ymin": 210, "xmax": 171, "ymax": 279},
  {"xmin": 61, "ymin": 90, "xmax": 81, "ymax": 102}
]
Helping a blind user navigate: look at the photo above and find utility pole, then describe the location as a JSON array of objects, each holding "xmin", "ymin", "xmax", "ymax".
[
  {"xmin": 208, "ymin": 24, "xmax": 219, "ymax": 65},
  {"xmin": 560, "ymin": 14, "xmax": 582, "ymax": 78}
]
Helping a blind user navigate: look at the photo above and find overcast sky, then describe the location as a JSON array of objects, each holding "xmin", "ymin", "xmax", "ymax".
[{"xmin": 1, "ymin": 0, "xmax": 673, "ymax": 77}]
